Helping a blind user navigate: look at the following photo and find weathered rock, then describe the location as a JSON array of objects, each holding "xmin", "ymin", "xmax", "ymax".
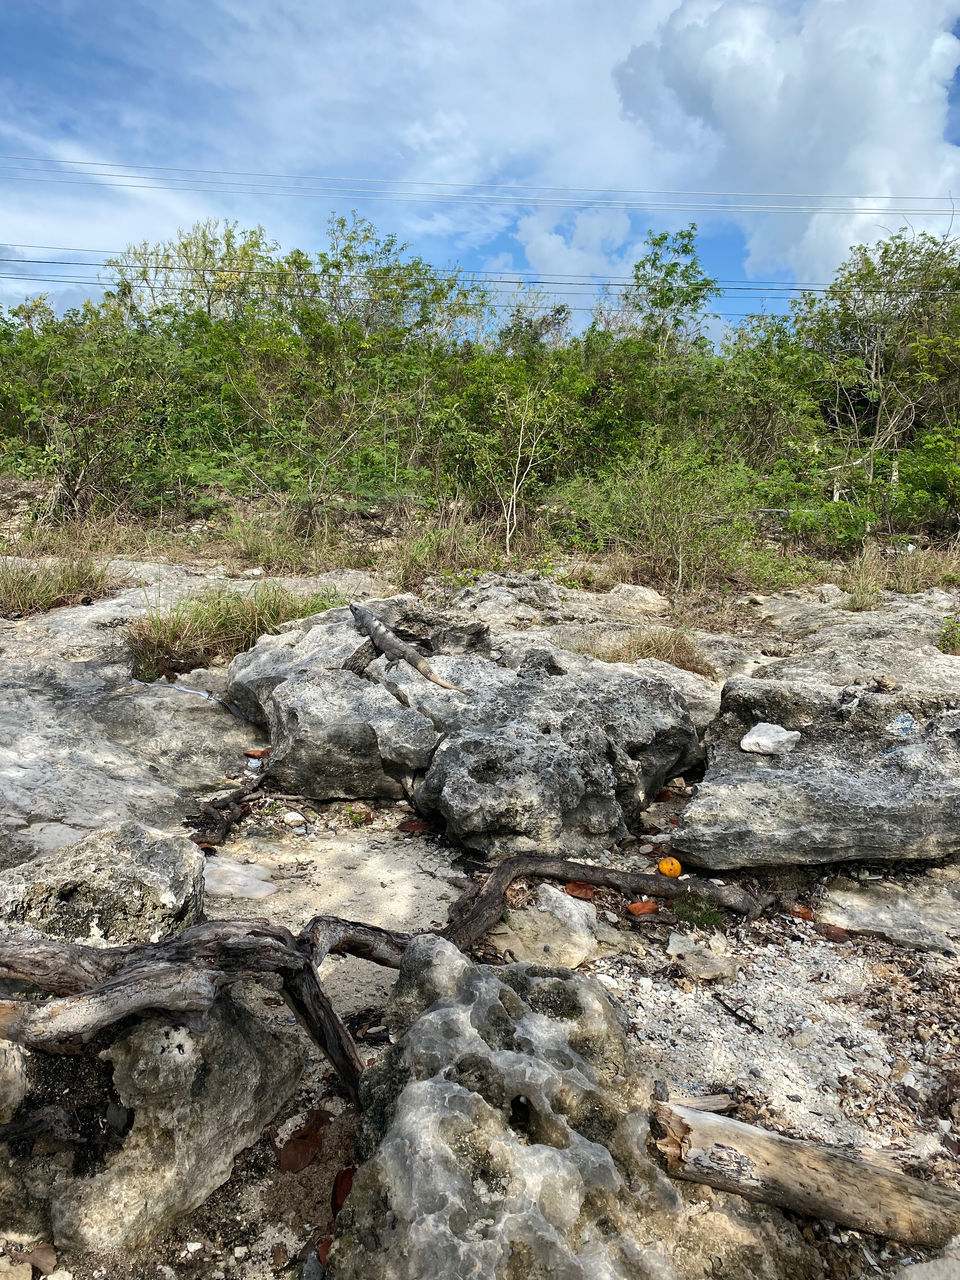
[
  {"xmin": 0, "ymin": 565, "xmax": 270, "ymax": 866},
  {"xmin": 665, "ymin": 929, "xmax": 741, "ymax": 981},
  {"xmin": 0, "ymin": 996, "xmax": 302, "ymax": 1252},
  {"xmin": 328, "ymin": 934, "xmax": 819, "ymax": 1280},
  {"xmin": 488, "ymin": 883, "xmax": 637, "ymax": 968},
  {"xmin": 895, "ymin": 1234, "xmax": 960, "ymax": 1278},
  {"xmin": 677, "ymin": 675, "xmax": 960, "ymax": 869},
  {"xmin": 229, "ymin": 603, "xmax": 698, "ymax": 858},
  {"xmin": 739, "ymin": 722, "xmax": 801, "ymax": 754},
  {"xmin": 0, "ymin": 1043, "xmax": 28, "ymax": 1123},
  {"xmin": 820, "ymin": 869, "xmax": 960, "ymax": 956},
  {"xmin": 0, "ymin": 822, "xmax": 204, "ymax": 944}
]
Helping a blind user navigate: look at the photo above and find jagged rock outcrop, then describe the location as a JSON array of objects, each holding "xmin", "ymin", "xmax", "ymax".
[
  {"xmin": 227, "ymin": 601, "xmax": 698, "ymax": 858},
  {"xmin": 327, "ymin": 934, "xmax": 819, "ymax": 1280},
  {"xmin": 676, "ymin": 674, "xmax": 960, "ymax": 869}
]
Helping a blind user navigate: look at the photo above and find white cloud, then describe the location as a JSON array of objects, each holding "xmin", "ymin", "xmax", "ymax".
[
  {"xmin": 616, "ymin": 0, "xmax": 960, "ymax": 278},
  {"xmin": 2, "ymin": 0, "xmax": 960, "ymax": 306}
]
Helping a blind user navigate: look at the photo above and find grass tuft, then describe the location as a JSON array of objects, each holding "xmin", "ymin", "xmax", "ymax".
[
  {"xmin": 126, "ymin": 581, "xmax": 343, "ymax": 680},
  {"xmin": 0, "ymin": 556, "xmax": 111, "ymax": 618},
  {"xmin": 562, "ymin": 627, "xmax": 717, "ymax": 678},
  {"xmin": 938, "ymin": 617, "xmax": 960, "ymax": 655}
]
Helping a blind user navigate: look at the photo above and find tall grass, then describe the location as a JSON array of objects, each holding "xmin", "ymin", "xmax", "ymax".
[
  {"xmin": 0, "ymin": 557, "xmax": 111, "ymax": 617},
  {"xmin": 126, "ymin": 581, "xmax": 343, "ymax": 679}
]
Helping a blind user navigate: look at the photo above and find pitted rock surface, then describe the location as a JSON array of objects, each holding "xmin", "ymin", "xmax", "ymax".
[
  {"xmin": 227, "ymin": 602, "xmax": 698, "ymax": 858},
  {"xmin": 1, "ymin": 995, "xmax": 302, "ymax": 1252},
  {"xmin": 0, "ymin": 821, "xmax": 204, "ymax": 944},
  {"xmin": 327, "ymin": 935, "xmax": 818, "ymax": 1280}
]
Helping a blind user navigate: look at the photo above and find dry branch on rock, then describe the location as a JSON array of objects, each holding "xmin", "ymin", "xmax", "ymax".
[
  {"xmin": 655, "ymin": 1102, "xmax": 960, "ymax": 1249},
  {"xmin": 0, "ymin": 855, "xmax": 761, "ymax": 1107},
  {"xmin": 442, "ymin": 854, "xmax": 763, "ymax": 949}
]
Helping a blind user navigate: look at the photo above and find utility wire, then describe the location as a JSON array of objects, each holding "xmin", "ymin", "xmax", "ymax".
[
  {"xmin": 0, "ymin": 168, "xmax": 957, "ymax": 217},
  {"xmin": 0, "ymin": 153, "xmax": 956, "ymax": 204}
]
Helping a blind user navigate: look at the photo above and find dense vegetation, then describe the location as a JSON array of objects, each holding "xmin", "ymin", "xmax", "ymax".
[{"xmin": 1, "ymin": 214, "xmax": 959, "ymax": 592}]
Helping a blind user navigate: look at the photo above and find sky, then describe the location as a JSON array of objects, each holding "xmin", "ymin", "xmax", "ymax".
[{"xmin": 2, "ymin": 0, "xmax": 960, "ymax": 328}]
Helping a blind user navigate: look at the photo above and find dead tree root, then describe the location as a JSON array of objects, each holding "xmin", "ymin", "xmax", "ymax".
[{"xmin": 0, "ymin": 859, "xmax": 761, "ymax": 1105}]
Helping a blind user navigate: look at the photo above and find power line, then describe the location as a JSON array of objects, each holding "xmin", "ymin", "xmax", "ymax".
[
  {"xmin": 0, "ymin": 153, "xmax": 955, "ymax": 204},
  {"xmin": 0, "ymin": 167, "xmax": 958, "ymax": 217}
]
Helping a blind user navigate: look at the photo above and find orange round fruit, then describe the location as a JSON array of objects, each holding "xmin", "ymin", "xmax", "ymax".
[{"xmin": 657, "ymin": 856, "xmax": 682, "ymax": 878}]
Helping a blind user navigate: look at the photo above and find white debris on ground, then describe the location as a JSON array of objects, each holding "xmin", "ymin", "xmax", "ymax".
[{"xmin": 585, "ymin": 909, "xmax": 959, "ymax": 1173}]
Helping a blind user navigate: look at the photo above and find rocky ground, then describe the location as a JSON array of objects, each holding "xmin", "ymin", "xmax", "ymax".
[{"xmin": 1, "ymin": 560, "xmax": 959, "ymax": 1279}]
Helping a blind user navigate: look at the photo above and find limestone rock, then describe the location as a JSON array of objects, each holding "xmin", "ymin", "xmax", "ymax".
[
  {"xmin": 608, "ymin": 582, "xmax": 670, "ymax": 613},
  {"xmin": 739, "ymin": 722, "xmax": 801, "ymax": 754},
  {"xmin": 1, "ymin": 996, "xmax": 302, "ymax": 1253},
  {"xmin": 895, "ymin": 1235, "xmax": 960, "ymax": 1278},
  {"xmin": 0, "ymin": 822, "xmax": 204, "ymax": 944},
  {"xmin": 0, "ymin": 567, "xmax": 266, "ymax": 866},
  {"xmin": 820, "ymin": 870, "xmax": 960, "ymax": 955},
  {"xmin": 676, "ymin": 675, "xmax": 960, "ymax": 869},
  {"xmin": 228, "ymin": 602, "xmax": 698, "ymax": 859},
  {"xmin": 488, "ymin": 883, "xmax": 634, "ymax": 968},
  {"xmin": 327, "ymin": 935, "xmax": 819, "ymax": 1280},
  {"xmin": 665, "ymin": 930, "xmax": 741, "ymax": 981}
]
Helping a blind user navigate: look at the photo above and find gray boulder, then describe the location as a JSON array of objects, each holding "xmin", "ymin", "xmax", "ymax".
[
  {"xmin": 1, "ymin": 996, "xmax": 302, "ymax": 1252},
  {"xmin": 677, "ymin": 675, "xmax": 960, "ymax": 869},
  {"xmin": 0, "ymin": 822, "xmax": 204, "ymax": 943},
  {"xmin": 327, "ymin": 935, "xmax": 819, "ymax": 1280},
  {"xmin": 227, "ymin": 606, "xmax": 698, "ymax": 859}
]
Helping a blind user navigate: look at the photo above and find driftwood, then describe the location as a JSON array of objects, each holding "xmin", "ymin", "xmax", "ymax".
[
  {"xmin": 654, "ymin": 1102, "xmax": 960, "ymax": 1249},
  {"xmin": 0, "ymin": 918, "xmax": 410, "ymax": 1105},
  {"xmin": 443, "ymin": 854, "xmax": 762, "ymax": 949},
  {"xmin": 0, "ymin": 856, "xmax": 761, "ymax": 1105}
]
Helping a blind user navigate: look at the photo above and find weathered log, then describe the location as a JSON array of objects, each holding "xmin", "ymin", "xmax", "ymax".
[
  {"xmin": 443, "ymin": 855, "xmax": 762, "ymax": 949},
  {"xmin": 0, "ymin": 919, "xmax": 368, "ymax": 1103},
  {"xmin": 654, "ymin": 1102, "xmax": 960, "ymax": 1249}
]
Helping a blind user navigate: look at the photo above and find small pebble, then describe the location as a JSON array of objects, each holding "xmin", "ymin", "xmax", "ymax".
[{"xmin": 283, "ymin": 811, "xmax": 306, "ymax": 826}]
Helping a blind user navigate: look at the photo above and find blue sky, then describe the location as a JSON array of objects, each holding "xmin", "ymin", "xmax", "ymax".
[{"xmin": 2, "ymin": 0, "xmax": 960, "ymax": 328}]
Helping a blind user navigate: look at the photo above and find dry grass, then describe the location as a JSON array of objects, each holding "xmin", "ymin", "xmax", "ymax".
[
  {"xmin": 562, "ymin": 626, "xmax": 717, "ymax": 678},
  {"xmin": 126, "ymin": 581, "xmax": 344, "ymax": 680},
  {"xmin": 839, "ymin": 544, "xmax": 960, "ymax": 610},
  {"xmin": 0, "ymin": 556, "xmax": 112, "ymax": 618}
]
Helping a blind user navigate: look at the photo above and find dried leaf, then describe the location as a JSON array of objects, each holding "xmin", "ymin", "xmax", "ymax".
[
  {"xmin": 244, "ymin": 747, "xmax": 272, "ymax": 759},
  {"xmin": 397, "ymin": 818, "xmax": 431, "ymax": 833},
  {"xmin": 789, "ymin": 905, "xmax": 814, "ymax": 921},
  {"xmin": 627, "ymin": 900, "xmax": 659, "ymax": 916},
  {"xmin": 279, "ymin": 1109, "xmax": 332, "ymax": 1174},
  {"xmin": 316, "ymin": 1238, "xmax": 333, "ymax": 1265},
  {"xmin": 819, "ymin": 923, "xmax": 851, "ymax": 943},
  {"xmin": 564, "ymin": 882, "xmax": 596, "ymax": 900},
  {"xmin": 331, "ymin": 1166, "xmax": 355, "ymax": 1215},
  {"xmin": 24, "ymin": 1244, "xmax": 57, "ymax": 1275}
]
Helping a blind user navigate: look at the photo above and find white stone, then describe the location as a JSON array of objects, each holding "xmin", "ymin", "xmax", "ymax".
[
  {"xmin": 740, "ymin": 722, "xmax": 802, "ymax": 754},
  {"xmin": 203, "ymin": 857, "xmax": 277, "ymax": 900}
]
